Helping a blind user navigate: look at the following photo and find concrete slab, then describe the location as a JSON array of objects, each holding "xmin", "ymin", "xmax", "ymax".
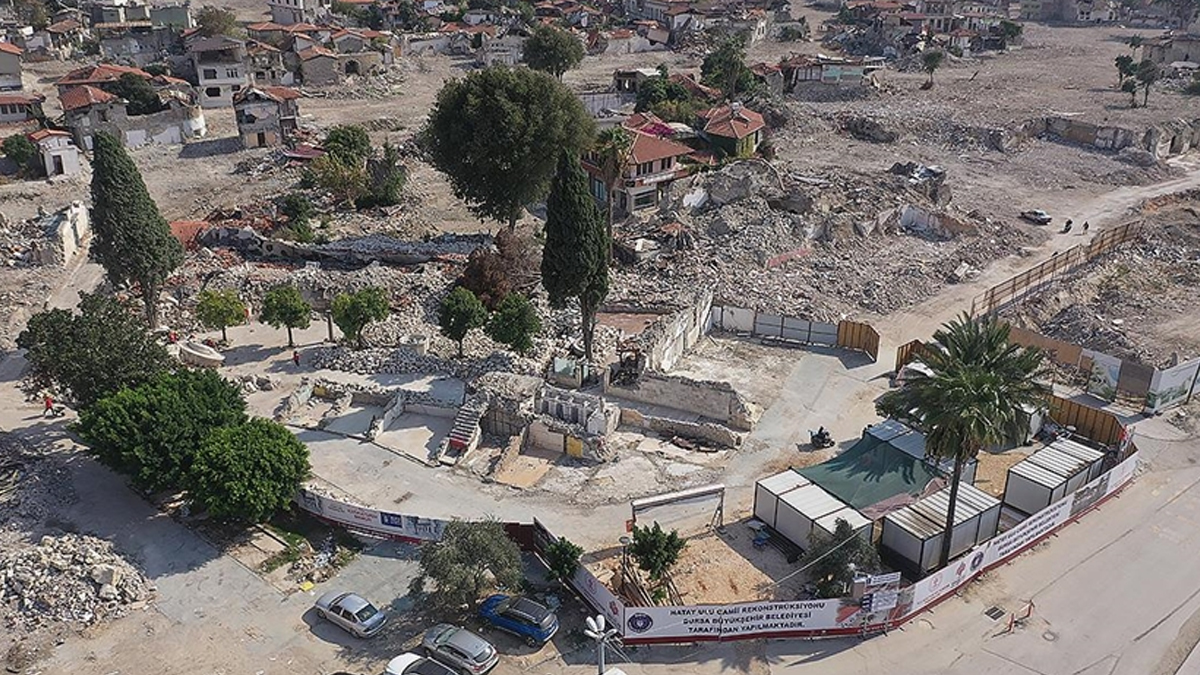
[
  {"xmin": 322, "ymin": 404, "xmax": 385, "ymax": 437},
  {"xmin": 375, "ymin": 412, "xmax": 455, "ymax": 463}
]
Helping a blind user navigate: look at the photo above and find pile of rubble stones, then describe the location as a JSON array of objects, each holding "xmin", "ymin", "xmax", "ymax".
[{"xmin": 0, "ymin": 533, "xmax": 152, "ymax": 634}]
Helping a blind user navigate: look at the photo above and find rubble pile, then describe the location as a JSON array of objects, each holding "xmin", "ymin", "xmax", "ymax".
[
  {"xmin": 0, "ymin": 534, "xmax": 151, "ymax": 634},
  {"xmin": 1003, "ymin": 193, "xmax": 1200, "ymax": 367},
  {"xmin": 0, "ymin": 214, "xmax": 51, "ymax": 268},
  {"xmin": 610, "ymin": 161, "xmax": 1029, "ymax": 320},
  {"xmin": 0, "ymin": 433, "xmax": 75, "ymax": 550}
]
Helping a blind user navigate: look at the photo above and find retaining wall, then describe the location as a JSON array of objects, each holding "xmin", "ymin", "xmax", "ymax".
[{"xmin": 604, "ymin": 371, "xmax": 757, "ymax": 431}]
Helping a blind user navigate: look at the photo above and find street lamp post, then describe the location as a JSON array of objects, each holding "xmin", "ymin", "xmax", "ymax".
[{"xmin": 584, "ymin": 614, "xmax": 619, "ymax": 675}]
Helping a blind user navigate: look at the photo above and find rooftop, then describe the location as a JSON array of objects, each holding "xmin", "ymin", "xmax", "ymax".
[
  {"xmin": 59, "ymin": 85, "xmax": 118, "ymax": 111},
  {"xmin": 699, "ymin": 103, "xmax": 765, "ymax": 140}
]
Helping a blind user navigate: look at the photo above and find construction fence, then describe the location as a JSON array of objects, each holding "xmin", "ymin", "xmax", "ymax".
[
  {"xmin": 708, "ymin": 305, "xmax": 880, "ymax": 362},
  {"xmin": 971, "ymin": 221, "xmax": 1143, "ymax": 316}
]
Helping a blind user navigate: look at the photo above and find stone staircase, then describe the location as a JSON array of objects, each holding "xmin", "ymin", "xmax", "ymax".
[{"xmin": 438, "ymin": 400, "xmax": 487, "ymax": 466}]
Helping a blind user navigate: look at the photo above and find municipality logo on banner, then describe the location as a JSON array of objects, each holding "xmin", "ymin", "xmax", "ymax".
[{"xmin": 627, "ymin": 613, "xmax": 654, "ymax": 633}]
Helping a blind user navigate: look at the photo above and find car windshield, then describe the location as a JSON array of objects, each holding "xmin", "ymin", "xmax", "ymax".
[{"xmin": 355, "ymin": 604, "xmax": 379, "ymax": 622}]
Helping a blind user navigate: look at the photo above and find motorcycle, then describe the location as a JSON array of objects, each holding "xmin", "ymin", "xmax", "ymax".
[{"xmin": 809, "ymin": 428, "xmax": 835, "ymax": 449}]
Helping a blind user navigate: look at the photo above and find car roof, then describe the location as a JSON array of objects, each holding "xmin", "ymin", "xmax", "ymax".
[
  {"xmin": 337, "ymin": 593, "xmax": 371, "ymax": 613},
  {"xmin": 507, "ymin": 597, "xmax": 549, "ymax": 620},
  {"xmin": 444, "ymin": 626, "xmax": 492, "ymax": 656}
]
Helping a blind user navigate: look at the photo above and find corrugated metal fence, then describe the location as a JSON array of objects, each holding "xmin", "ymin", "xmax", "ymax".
[{"xmin": 709, "ymin": 305, "xmax": 879, "ymax": 361}]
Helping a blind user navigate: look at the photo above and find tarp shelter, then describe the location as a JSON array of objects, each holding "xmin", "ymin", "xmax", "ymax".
[
  {"xmin": 1002, "ymin": 438, "xmax": 1106, "ymax": 517},
  {"xmin": 880, "ymin": 483, "xmax": 1001, "ymax": 577},
  {"xmin": 796, "ymin": 424, "xmax": 948, "ymax": 519},
  {"xmin": 866, "ymin": 420, "xmax": 977, "ymax": 483}
]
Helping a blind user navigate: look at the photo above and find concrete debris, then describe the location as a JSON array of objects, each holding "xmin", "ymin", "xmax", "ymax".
[
  {"xmin": 839, "ymin": 115, "xmax": 898, "ymax": 143},
  {"xmin": 0, "ymin": 534, "xmax": 151, "ymax": 634},
  {"xmin": 235, "ymin": 374, "xmax": 278, "ymax": 394},
  {"xmin": 0, "ymin": 433, "xmax": 76, "ymax": 550},
  {"xmin": 612, "ymin": 160, "xmax": 1027, "ymax": 321}
]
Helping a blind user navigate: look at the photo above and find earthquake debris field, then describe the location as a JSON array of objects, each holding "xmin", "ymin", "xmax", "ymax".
[
  {"xmin": 1002, "ymin": 190, "xmax": 1200, "ymax": 368},
  {"xmin": 0, "ymin": 433, "xmax": 152, "ymax": 671}
]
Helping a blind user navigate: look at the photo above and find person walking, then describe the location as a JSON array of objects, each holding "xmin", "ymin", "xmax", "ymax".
[
  {"xmin": 1061, "ymin": 219, "xmax": 1073, "ymax": 234},
  {"xmin": 42, "ymin": 394, "xmax": 54, "ymax": 417},
  {"xmin": 292, "ymin": 350, "xmax": 301, "ymax": 368},
  {"xmin": 1083, "ymin": 221, "xmax": 1090, "ymax": 232}
]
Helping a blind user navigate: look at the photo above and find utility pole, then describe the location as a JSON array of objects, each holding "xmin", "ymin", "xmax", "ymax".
[{"xmin": 584, "ymin": 614, "xmax": 619, "ymax": 675}]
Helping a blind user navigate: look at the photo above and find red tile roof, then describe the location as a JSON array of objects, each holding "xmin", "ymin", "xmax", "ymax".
[
  {"xmin": 628, "ymin": 130, "xmax": 692, "ymax": 164},
  {"xmin": 0, "ymin": 42, "xmax": 23, "ymax": 56},
  {"xmin": 699, "ymin": 104, "xmax": 765, "ymax": 140},
  {"xmin": 0, "ymin": 92, "xmax": 44, "ymax": 105},
  {"xmin": 247, "ymin": 21, "xmax": 286, "ymax": 31},
  {"xmin": 59, "ymin": 85, "xmax": 117, "ymax": 111},
  {"xmin": 57, "ymin": 63, "xmax": 148, "ymax": 87},
  {"xmin": 234, "ymin": 85, "xmax": 302, "ymax": 103},
  {"xmin": 668, "ymin": 73, "xmax": 721, "ymax": 101},
  {"xmin": 27, "ymin": 129, "xmax": 71, "ymax": 142},
  {"xmin": 45, "ymin": 18, "xmax": 83, "ymax": 33}
]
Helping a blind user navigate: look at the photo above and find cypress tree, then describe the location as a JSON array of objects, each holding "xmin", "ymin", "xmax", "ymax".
[
  {"xmin": 90, "ymin": 131, "xmax": 184, "ymax": 326},
  {"xmin": 541, "ymin": 150, "xmax": 609, "ymax": 363}
]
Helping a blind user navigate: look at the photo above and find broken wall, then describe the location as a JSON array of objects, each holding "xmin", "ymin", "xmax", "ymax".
[
  {"xmin": 35, "ymin": 201, "xmax": 90, "ymax": 265},
  {"xmin": 536, "ymin": 385, "xmax": 619, "ymax": 436},
  {"xmin": 619, "ymin": 407, "xmax": 742, "ymax": 448},
  {"xmin": 603, "ymin": 371, "xmax": 757, "ymax": 431},
  {"xmin": 632, "ymin": 289, "xmax": 714, "ymax": 372},
  {"xmin": 525, "ymin": 417, "xmax": 607, "ymax": 461},
  {"xmin": 1023, "ymin": 116, "xmax": 1200, "ymax": 160}
]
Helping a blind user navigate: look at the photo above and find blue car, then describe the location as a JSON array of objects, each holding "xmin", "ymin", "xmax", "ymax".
[{"xmin": 478, "ymin": 594, "xmax": 559, "ymax": 646}]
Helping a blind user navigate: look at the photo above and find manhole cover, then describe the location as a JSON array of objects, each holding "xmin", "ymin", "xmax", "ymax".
[
  {"xmin": 1043, "ymin": 631, "xmax": 1058, "ymax": 642},
  {"xmin": 984, "ymin": 606, "xmax": 1006, "ymax": 621}
]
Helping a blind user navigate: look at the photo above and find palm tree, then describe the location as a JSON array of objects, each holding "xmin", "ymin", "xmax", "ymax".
[
  {"xmin": 593, "ymin": 126, "xmax": 633, "ymax": 257},
  {"xmin": 877, "ymin": 313, "xmax": 1049, "ymax": 568}
]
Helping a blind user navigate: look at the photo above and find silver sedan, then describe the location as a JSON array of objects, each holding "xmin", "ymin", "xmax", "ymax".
[
  {"xmin": 421, "ymin": 624, "xmax": 499, "ymax": 675},
  {"xmin": 313, "ymin": 591, "xmax": 388, "ymax": 638}
]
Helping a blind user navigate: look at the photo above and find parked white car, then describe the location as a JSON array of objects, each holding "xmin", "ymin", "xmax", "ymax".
[{"xmin": 313, "ymin": 591, "xmax": 388, "ymax": 638}]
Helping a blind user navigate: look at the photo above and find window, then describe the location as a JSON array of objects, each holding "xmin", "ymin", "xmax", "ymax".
[
  {"xmin": 202, "ymin": 68, "xmax": 217, "ymax": 79},
  {"xmin": 205, "ymin": 86, "xmax": 222, "ymax": 98},
  {"xmin": 633, "ymin": 191, "xmax": 656, "ymax": 209},
  {"xmin": 659, "ymin": 158, "xmax": 671, "ymax": 171},
  {"xmin": 226, "ymin": 68, "xmax": 239, "ymax": 78},
  {"xmin": 636, "ymin": 161, "xmax": 653, "ymax": 176}
]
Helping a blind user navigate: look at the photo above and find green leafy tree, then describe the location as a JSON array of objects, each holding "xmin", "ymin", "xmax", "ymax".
[
  {"xmin": 544, "ymin": 537, "xmax": 584, "ymax": 586},
  {"xmin": 1127, "ymin": 34, "xmax": 1144, "ymax": 58},
  {"xmin": 188, "ymin": 418, "xmax": 310, "ymax": 523},
  {"xmin": 195, "ymin": 5, "xmax": 240, "ymax": 37},
  {"xmin": 629, "ymin": 522, "xmax": 686, "ymax": 582},
  {"xmin": 331, "ymin": 287, "xmax": 389, "ymax": 349},
  {"xmin": 3, "ymin": 134, "xmax": 38, "ymax": 176},
  {"xmin": 90, "ymin": 131, "xmax": 184, "ymax": 326},
  {"xmin": 593, "ymin": 127, "xmax": 632, "ymax": 232},
  {"xmin": 1136, "ymin": 59, "xmax": 1160, "ymax": 106},
  {"xmin": 876, "ymin": 313, "xmax": 1048, "ymax": 568},
  {"xmin": 143, "ymin": 63, "xmax": 170, "ymax": 76},
  {"xmin": 305, "ymin": 154, "xmax": 368, "ymax": 204},
  {"xmin": 803, "ymin": 518, "xmax": 881, "ymax": 598},
  {"xmin": 485, "ymin": 293, "xmax": 540, "ymax": 354},
  {"xmin": 357, "ymin": 142, "xmax": 407, "ymax": 209},
  {"xmin": 1121, "ymin": 78, "xmax": 1139, "ymax": 106},
  {"xmin": 439, "ymin": 286, "xmax": 488, "ymax": 357},
  {"xmin": 195, "ymin": 289, "xmax": 246, "ymax": 343},
  {"xmin": 424, "ymin": 67, "xmax": 595, "ymax": 231},
  {"xmin": 277, "ymin": 192, "xmax": 315, "ymax": 242},
  {"xmin": 324, "ymin": 125, "xmax": 372, "ymax": 166},
  {"xmin": 999, "ymin": 20, "xmax": 1022, "ymax": 47},
  {"xmin": 104, "ymin": 73, "xmax": 166, "ymax": 116},
  {"xmin": 1115, "ymin": 54, "xmax": 1135, "ymax": 88},
  {"xmin": 701, "ymin": 38, "xmax": 756, "ymax": 99},
  {"xmin": 14, "ymin": 0, "xmax": 49, "ymax": 30},
  {"xmin": 922, "ymin": 49, "xmax": 945, "ymax": 87},
  {"xmin": 541, "ymin": 151, "xmax": 609, "ymax": 362},
  {"xmin": 261, "ymin": 284, "xmax": 312, "ymax": 347},
  {"xmin": 73, "ymin": 369, "xmax": 247, "ymax": 492},
  {"xmin": 17, "ymin": 292, "xmax": 174, "ymax": 408},
  {"xmin": 409, "ymin": 520, "xmax": 523, "ymax": 611},
  {"xmin": 523, "ymin": 25, "xmax": 585, "ymax": 79}
]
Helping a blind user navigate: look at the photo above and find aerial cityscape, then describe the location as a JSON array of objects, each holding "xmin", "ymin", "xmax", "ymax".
[{"xmin": 0, "ymin": 0, "xmax": 1198, "ymax": 672}]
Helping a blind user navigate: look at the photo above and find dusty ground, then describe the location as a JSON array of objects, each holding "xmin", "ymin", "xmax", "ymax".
[
  {"xmin": 975, "ymin": 449, "xmax": 1029, "ymax": 497},
  {"xmin": 1002, "ymin": 190, "xmax": 1200, "ymax": 368}
]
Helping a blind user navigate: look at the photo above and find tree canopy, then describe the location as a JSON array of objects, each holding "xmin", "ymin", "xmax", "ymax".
[
  {"xmin": 409, "ymin": 520, "xmax": 523, "ymax": 611},
  {"xmin": 104, "ymin": 73, "xmax": 166, "ymax": 116},
  {"xmin": 189, "ymin": 418, "xmax": 311, "ymax": 523},
  {"xmin": 701, "ymin": 38, "xmax": 756, "ymax": 99},
  {"xmin": 523, "ymin": 25, "xmax": 584, "ymax": 79},
  {"xmin": 922, "ymin": 50, "xmax": 945, "ymax": 86},
  {"xmin": 17, "ymin": 292, "xmax": 174, "ymax": 408},
  {"xmin": 195, "ymin": 5, "xmax": 240, "ymax": 37},
  {"xmin": 89, "ymin": 131, "xmax": 184, "ymax": 325},
  {"xmin": 544, "ymin": 537, "xmax": 583, "ymax": 586},
  {"xmin": 876, "ymin": 313, "xmax": 1048, "ymax": 567},
  {"xmin": 3, "ymin": 135, "xmax": 38, "ymax": 177},
  {"xmin": 195, "ymin": 289, "xmax": 246, "ymax": 342},
  {"xmin": 439, "ymin": 286, "xmax": 488, "ymax": 357},
  {"xmin": 324, "ymin": 125, "xmax": 372, "ymax": 166},
  {"xmin": 485, "ymin": 293, "xmax": 540, "ymax": 354},
  {"xmin": 630, "ymin": 522, "xmax": 686, "ymax": 582},
  {"xmin": 331, "ymin": 287, "xmax": 389, "ymax": 349},
  {"xmin": 261, "ymin": 284, "xmax": 312, "ymax": 347},
  {"xmin": 803, "ymin": 518, "xmax": 880, "ymax": 598},
  {"xmin": 423, "ymin": 67, "xmax": 595, "ymax": 230},
  {"xmin": 541, "ymin": 150, "xmax": 609, "ymax": 362},
  {"xmin": 73, "ymin": 369, "xmax": 247, "ymax": 492}
]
